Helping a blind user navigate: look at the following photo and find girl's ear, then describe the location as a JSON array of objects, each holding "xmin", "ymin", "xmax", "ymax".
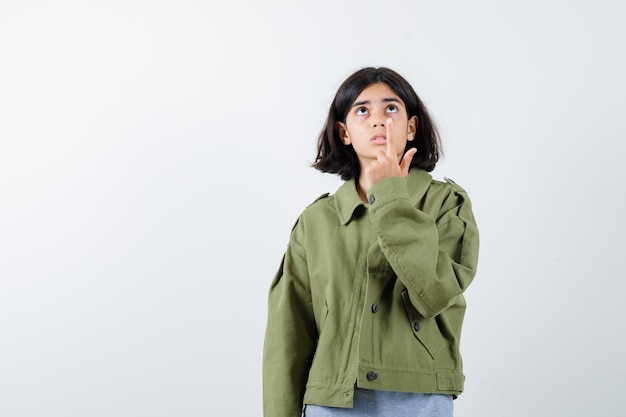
[
  {"xmin": 336, "ymin": 121, "xmax": 351, "ymax": 145},
  {"xmin": 407, "ymin": 116, "xmax": 418, "ymax": 141}
]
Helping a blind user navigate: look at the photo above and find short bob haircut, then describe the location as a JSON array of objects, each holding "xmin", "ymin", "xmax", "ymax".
[{"xmin": 313, "ymin": 67, "xmax": 441, "ymax": 181}]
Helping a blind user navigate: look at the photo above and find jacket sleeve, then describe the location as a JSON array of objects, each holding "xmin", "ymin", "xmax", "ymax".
[
  {"xmin": 367, "ymin": 176, "xmax": 479, "ymax": 319},
  {"xmin": 263, "ymin": 219, "xmax": 317, "ymax": 417}
]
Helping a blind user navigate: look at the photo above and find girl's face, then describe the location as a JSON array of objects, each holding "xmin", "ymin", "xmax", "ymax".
[{"xmin": 336, "ymin": 82, "xmax": 417, "ymax": 170}]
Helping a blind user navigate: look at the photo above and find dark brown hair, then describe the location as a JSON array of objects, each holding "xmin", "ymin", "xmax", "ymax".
[{"xmin": 313, "ymin": 67, "xmax": 441, "ymax": 180}]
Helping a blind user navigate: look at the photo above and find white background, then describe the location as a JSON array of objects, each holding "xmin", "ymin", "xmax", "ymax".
[{"xmin": 1, "ymin": 0, "xmax": 624, "ymax": 416}]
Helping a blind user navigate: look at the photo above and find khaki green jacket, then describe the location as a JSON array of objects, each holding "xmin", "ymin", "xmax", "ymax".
[{"xmin": 263, "ymin": 169, "xmax": 480, "ymax": 417}]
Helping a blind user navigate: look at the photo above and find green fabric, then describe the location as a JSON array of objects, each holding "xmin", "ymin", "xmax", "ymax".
[{"xmin": 263, "ymin": 169, "xmax": 480, "ymax": 417}]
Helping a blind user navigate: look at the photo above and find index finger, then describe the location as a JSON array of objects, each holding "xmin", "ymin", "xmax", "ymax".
[{"xmin": 385, "ymin": 117, "xmax": 394, "ymax": 157}]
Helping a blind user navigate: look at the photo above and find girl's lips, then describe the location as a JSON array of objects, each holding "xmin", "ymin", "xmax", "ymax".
[{"xmin": 371, "ymin": 135, "xmax": 387, "ymax": 145}]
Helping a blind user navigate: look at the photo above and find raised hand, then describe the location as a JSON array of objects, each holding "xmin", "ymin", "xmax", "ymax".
[{"xmin": 362, "ymin": 118, "xmax": 417, "ymax": 193}]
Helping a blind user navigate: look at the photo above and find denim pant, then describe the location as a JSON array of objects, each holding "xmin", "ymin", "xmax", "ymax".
[{"xmin": 304, "ymin": 388, "xmax": 453, "ymax": 417}]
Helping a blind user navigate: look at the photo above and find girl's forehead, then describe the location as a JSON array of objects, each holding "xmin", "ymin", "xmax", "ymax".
[{"xmin": 354, "ymin": 82, "xmax": 402, "ymax": 102}]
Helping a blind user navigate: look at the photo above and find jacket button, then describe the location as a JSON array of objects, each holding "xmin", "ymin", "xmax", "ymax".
[
  {"xmin": 368, "ymin": 195, "xmax": 375, "ymax": 205},
  {"xmin": 413, "ymin": 322, "xmax": 421, "ymax": 332},
  {"xmin": 371, "ymin": 304, "xmax": 379, "ymax": 313},
  {"xmin": 366, "ymin": 371, "xmax": 378, "ymax": 381}
]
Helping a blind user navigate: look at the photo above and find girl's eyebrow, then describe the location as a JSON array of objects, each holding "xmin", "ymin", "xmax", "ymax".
[{"xmin": 351, "ymin": 97, "xmax": 402, "ymax": 108}]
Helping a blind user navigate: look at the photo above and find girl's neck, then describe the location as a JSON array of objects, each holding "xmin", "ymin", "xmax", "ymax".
[{"xmin": 356, "ymin": 176, "xmax": 368, "ymax": 204}]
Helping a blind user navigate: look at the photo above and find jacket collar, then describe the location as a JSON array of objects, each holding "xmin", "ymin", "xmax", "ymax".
[{"xmin": 334, "ymin": 168, "xmax": 433, "ymax": 226}]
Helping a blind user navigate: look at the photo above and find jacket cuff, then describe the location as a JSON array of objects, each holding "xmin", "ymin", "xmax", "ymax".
[{"xmin": 366, "ymin": 176, "xmax": 410, "ymax": 210}]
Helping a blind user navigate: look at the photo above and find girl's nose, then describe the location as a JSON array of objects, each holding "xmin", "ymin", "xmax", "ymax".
[{"xmin": 371, "ymin": 112, "xmax": 385, "ymax": 127}]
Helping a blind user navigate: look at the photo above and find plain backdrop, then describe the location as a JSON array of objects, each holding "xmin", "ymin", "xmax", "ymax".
[{"xmin": 1, "ymin": 0, "xmax": 625, "ymax": 416}]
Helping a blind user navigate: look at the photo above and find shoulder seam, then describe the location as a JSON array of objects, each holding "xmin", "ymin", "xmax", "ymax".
[
  {"xmin": 309, "ymin": 192, "xmax": 330, "ymax": 206},
  {"xmin": 444, "ymin": 177, "xmax": 467, "ymax": 194}
]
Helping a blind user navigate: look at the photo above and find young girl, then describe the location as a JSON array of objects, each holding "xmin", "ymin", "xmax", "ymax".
[{"xmin": 263, "ymin": 67, "xmax": 479, "ymax": 417}]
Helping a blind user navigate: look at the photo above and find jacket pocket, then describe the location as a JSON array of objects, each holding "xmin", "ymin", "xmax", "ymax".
[{"xmin": 400, "ymin": 289, "xmax": 446, "ymax": 360}]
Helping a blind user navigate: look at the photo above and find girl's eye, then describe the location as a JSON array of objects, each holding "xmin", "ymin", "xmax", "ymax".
[
  {"xmin": 356, "ymin": 107, "xmax": 368, "ymax": 115},
  {"xmin": 386, "ymin": 105, "xmax": 398, "ymax": 113}
]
